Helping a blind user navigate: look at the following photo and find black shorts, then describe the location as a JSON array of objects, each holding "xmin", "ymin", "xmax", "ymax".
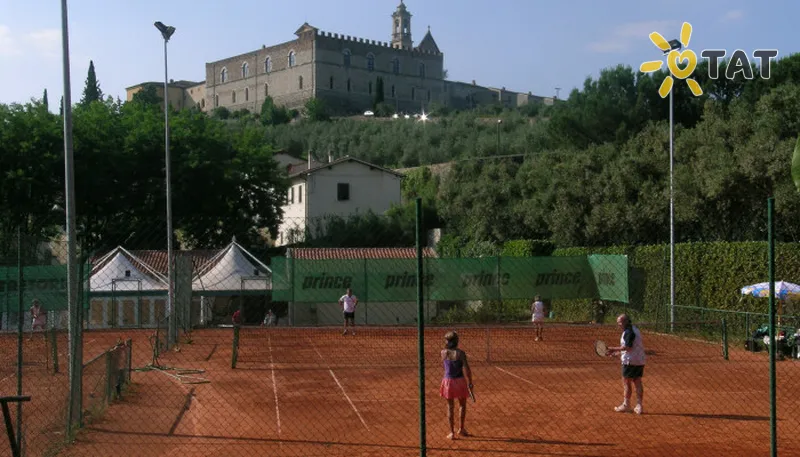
[
  {"xmin": 343, "ymin": 312, "xmax": 355, "ymax": 320},
  {"xmin": 622, "ymin": 365, "xmax": 644, "ymax": 379}
]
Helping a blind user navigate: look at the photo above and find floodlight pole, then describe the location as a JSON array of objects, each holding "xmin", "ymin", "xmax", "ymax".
[
  {"xmin": 156, "ymin": 22, "xmax": 177, "ymax": 348},
  {"xmin": 669, "ymin": 87, "xmax": 675, "ymax": 332}
]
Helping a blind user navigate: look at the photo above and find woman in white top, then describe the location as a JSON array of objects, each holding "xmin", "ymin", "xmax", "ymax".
[{"xmin": 531, "ymin": 296, "xmax": 545, "ymax": 341}]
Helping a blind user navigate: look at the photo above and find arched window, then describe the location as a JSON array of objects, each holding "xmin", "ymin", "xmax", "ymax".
[
  {"xmin": 367, "ymin": 53, "xmax": 375, "ymax": 72},
  {"xmin": 392, "ymin": 58, "xmax": 400, "ymax": 75},
  {"xmin": 242, "ymin": 62, "xmax": 249, "ymax": 78},
  {"xmin": 288, "ymin": 51, "xmax": 296, "ymax": 67},
  {"xmin": 343, "ymin": 49, "xmax": 351, "ymax": 67},
  {"xmin": 232, "ymin": 91, "xmax": 236, "ymax": 103},
  {"xmin": 419, "ymin": 62, "xmax": 426, "ymax": 78},
  {"xmin": 298, "ymin": 75, "xmax": 303, "ymax": 89},
  {"xmin": 220, "ymin": 67, "xmax": 228, "ymax": 83},
  {"xmin": 391, "ymin": 85, "xmax": 396, "ymax": 98},
  {"xmin": 245, "ymin": 87, "xmax": 249, "ymax": 101},
  {"xmin": 264, "ymin": 83, "xmax": 269, "ymax": 96},
  {"xmin": 264, "ymin": 57, "xmax": 272, "ymax": 73},
  {"xmin": 329, "ymin": 76, "xmax": 334, "ymax": 90}
]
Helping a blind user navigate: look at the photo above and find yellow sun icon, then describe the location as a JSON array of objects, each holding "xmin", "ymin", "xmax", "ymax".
[{"xmin": 640, "ymin": 22, "xmax": 703, "ymax": 98}]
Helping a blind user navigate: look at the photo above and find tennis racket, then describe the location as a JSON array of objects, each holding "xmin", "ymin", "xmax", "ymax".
[
  {"xmin": 594, "ymin": 340, "xmax": 609, "ymax": 358},
  {"xmin": 468, "ymin": 383, "xmax": 476, "ymax": 403}
]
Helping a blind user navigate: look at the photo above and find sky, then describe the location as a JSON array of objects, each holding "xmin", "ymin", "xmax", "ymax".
[{"xmin": 0, "ymin": 0, "xmax": 797, "ymax": 109}]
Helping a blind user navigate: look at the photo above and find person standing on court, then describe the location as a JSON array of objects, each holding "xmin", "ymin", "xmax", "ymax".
[
  {"xmin": 606, "ymin": 313, "xmax": 645, "ymax": 414},
  {"xmin": 531, "ymin": 295, "xmax": 545, "ymax": 341},
  {"xmin": 439, "ymin": 331, "xmax": 473, "ymax": 440},
  {"xmin": 29, "ymin": 299, "xmax": 47, "ymax": 339},
  {"xmin": 338, "ymin": 288, "xmax": 358, "ymax": 336}
]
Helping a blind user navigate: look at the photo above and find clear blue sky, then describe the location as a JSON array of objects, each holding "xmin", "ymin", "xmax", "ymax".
[{"xmin": 0, "ymin": 0, "xmax": 796, "ymax": 108}]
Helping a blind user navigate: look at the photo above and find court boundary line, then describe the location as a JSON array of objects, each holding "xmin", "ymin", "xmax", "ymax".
[
  {"xmin": 494, "ymin": 366, "xmax": 555, "ymax": 393},
  {"xmin": 268, "ymin": 333, "xmax": 282, "ymax": 437},
  {"xmin": 308, "ymin": 339, "xmax": 370, "ymax": 431}
]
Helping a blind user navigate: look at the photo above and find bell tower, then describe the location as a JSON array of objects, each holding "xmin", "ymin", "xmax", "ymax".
[{"xmin": 391, "ymin": 1, "xmax": 413, "ymax": 49}]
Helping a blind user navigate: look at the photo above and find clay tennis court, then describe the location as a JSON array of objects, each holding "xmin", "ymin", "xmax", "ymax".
[{"xmin": 13, "ymin": 324, "xmax": 800, "ymax": 457}]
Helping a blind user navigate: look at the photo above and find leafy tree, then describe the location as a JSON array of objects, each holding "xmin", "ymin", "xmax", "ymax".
[
  {"xmin": 373, "ymin": 77, "xmax": 385, "ymax": 109},
  {"xmin": 131, "ymin": 84, "xmax": 162, "ymax": 106},
  {"xmin": 304, "ymin": 97, "xmax": 330, "ymax": 122},
  {"xmin": 260, "ymin": 96, "xmax": 290, "ymax": 126},
  {"xmin": 80, "ymin": 60, "xmax": 103, "ymax": 107}
]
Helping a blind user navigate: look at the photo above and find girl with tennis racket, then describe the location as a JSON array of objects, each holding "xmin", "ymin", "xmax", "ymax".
[{"xmin": 439, "ymin": 331, "xmax": 475, "ymax": 440}]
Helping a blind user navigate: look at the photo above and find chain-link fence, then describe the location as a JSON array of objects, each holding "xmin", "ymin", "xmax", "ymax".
[{"xmin": 2, "ymin": 210, "xmax": 800, "ymax": 456}]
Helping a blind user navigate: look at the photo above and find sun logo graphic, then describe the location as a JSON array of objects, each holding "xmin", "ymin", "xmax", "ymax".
[{"xmin": 640, "ymin": 22, "xmax": 703, "ymax": 98}]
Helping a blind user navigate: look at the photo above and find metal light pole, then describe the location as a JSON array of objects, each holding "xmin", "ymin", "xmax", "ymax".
[
  {"xmin": 496, "ymin": 119, "xmax": 502, "ymax": 153},
  {"xmin": 665, "ymin": 39, "xmax": 681, "ymax": 333},
  {"xmin": 61, "ymin": 0, "xmax": 83, "ymax": 437},
  {"xmin": 155, "ymin": 21, "xmax": 177, "ymax": 347}
]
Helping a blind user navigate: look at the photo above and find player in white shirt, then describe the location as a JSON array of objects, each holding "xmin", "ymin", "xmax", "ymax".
[
  {"xmin": 606, "ymin": 313, "xmax": 646, "ymax": 414},
  {"xmin": 338, "ymin": 288, "xmax": 359, "ymax": 336},
  {"xmin": 531, "ymin": 296, "xmax": 545, "ymax": 341}
]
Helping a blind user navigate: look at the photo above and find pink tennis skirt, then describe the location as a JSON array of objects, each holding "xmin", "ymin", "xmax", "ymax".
[{"xmin": 439, "ymin": 377, "xmax": 469, "ymax": 400}]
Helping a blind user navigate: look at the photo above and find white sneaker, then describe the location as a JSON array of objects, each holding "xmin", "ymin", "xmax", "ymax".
[
  {"xmin": 614, "ymin": 404, "xmax": 631, "ymax": 413},
  {"xmin": 634, "ymin": 404, "xmax": 643, "ymax": 415}
]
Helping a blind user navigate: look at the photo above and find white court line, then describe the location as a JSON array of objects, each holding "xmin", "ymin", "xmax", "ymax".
[
  {"xmin": 495, "ymin": 366, "xmax": 554, "ymax": 393},
  {"xmin": 309, "ymin": 341, "xmax": 370, "ymax": 431},
  {"xmin": 268, "ymin": 333, "xmax": 282, "ymax": 437}
]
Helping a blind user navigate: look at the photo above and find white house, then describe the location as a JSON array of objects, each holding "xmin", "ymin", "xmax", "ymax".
[{"xmin": 277, "ymin": 156, "xmax": 403, "ymax": 246}]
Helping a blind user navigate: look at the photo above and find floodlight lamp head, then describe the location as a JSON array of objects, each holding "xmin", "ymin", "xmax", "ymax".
[
  {"xmin": 664, "ymin": 39, "xmax": 682, "ymax": 55},
  {"xmin": 154, "ymin": 21, "xmax": 176, "ymax": 41}
]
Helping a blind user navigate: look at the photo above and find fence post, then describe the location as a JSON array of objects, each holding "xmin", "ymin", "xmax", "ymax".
[
  {"xmin": 767, "ymin": 197, "xmax": 777, "ymax": 457},
  {"xmin": 721, "ymin": 318, "xmax": 729, "ymax": 360},
  {"xmin": 415, "ymin": 198, "xmax": 426, "ymax": 457},
  {"xmin": 51, "ymin": 328, "xmax": 59, "ymax": 374},
  {"xmin": 232, "ymin": 326, "xmax": 240, "ymax": 369},
  {"xmin": 15, "ymin": 227, "xmax": 24, "ymax": 453}
]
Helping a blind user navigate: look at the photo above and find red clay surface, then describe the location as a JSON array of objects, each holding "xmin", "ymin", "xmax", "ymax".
[{"xmin": 5, "ymin": 324, "xmax": 800, "ymax": 457}]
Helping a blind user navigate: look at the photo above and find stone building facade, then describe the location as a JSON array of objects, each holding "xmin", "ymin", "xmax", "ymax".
[{"xmin": 127, "ymin": 1, "xmax": 553, "ymax": 115}]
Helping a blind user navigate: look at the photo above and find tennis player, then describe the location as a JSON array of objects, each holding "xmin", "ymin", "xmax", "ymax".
[
  {"xmin": 440, "ymin": 331, "xmax": 474, "ymax": 440},
  {"xmin": 338, "ymin": 288, "xmax": 358, "ymax": 336},
  {"xmin": 606, "ymin": 313, "xmax": 645, "ymax": 414},
  {"xmin": 531, "ymin": 295, "xmax": 545, "ymax": 341},
  {"xmin": 29, "ymin": 299, "xmax": 46, "ymax": 339}
]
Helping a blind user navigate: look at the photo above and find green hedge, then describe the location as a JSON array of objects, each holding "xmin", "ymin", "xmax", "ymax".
[{"xmin": 550, "ymin": 241, "xmax": 800, "ymax": 324}]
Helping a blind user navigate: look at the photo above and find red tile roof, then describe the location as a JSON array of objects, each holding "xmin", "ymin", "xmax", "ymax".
[
  {"xmin": 129, "ymin": 250, "xmax": 219, "ymax": 276},
  {"xmin": 289, "ymin": 247, "xmax": 437, "ymax": 260}
]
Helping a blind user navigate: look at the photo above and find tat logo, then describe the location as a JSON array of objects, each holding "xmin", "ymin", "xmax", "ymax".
[{"xmin": 640, "ymin": 22, "xmax": 778, "ymax": 99}]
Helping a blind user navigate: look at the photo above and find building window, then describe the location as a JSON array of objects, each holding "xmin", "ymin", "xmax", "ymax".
[
  {"xmin": 298, "ymin": 75, "xmax": 303, "ymax": 89},
  {"xmin": 411, "ymin": 88, "xmax": 415, "ymax": 100},
  {"xmin": 288, "ymin": 51, "xmax": 296, "ymax": 67},
  {"xmin": 264, "ymin": 57, "xmax": 272, "ymax": 73},
  {"xmin": 395, "ymin": 19, "xmax": 400, "ymax": 33},
  {"xmin": 391, "ymin": 85, "xmax": 396, "ymax": 98},
  {"xmin": 419, "ymin": 63, "xmax": 426, "ymax": 78},
  {"xmin": 215, "ymin": 94, "xmax": 219, "ymax": 107},
  {"xmin": 367, "ymin": 53, "xmax": 375, "ymax": 72},
  {"xmin": 264, "ymin": 83, "xmax": 269, "ymax": 96},
  {"xmin": 245, "ymin": 87, "xmax": 249, "ymax": 101},
  {"xmin": 289, "ymin": 187, "xmax": 294, "ymax": 204},
  {"xmin": 232, "ymin": 91, "xmax": 236, "ymax": 103},
  {"xmin": 298, "ymin": 185, "xmax": 303, "ymax": 203},
  {"xmin": 392, "ymin": 58, "xmax": 400, "ymax": 75},
  {"xmin": 343, "ymin": 49, "xmax": 351, "ymax": 67},
  {"xmin": 329, "ymin": 76, "xmax": 334, "ymax": 90},
  {"xmin": 369, "ymin": 82, "xmax": 373, "ymax": 95},
  {"xmin": 337, "ymin": 183, "xmax": 350, "ymax": 201},
  {"xmin": 242, "ymin": 62, "xmax": 249, "ymax": 78},
  {"xmin": 347, "ymin": 79, "xmax": 351, "ymax": 92},
  {"xmin": 220, "ymin": 67, "xmax": 228, "ymax": 83}
]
